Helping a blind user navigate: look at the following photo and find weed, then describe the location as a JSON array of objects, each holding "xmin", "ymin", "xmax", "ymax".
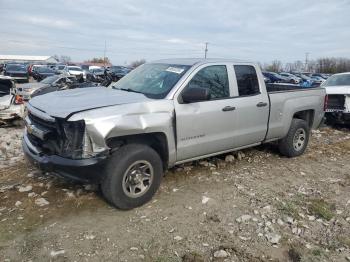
[
  {"xmin": 338, "ymin": 236, "xmax": 350, "ymax": 248},
  {"xmin": 308, "ymin": 199, "xmax": 335, "ymax": 221},
  {"xmin": 278, "ymin": 201, "xmax": 299, "ymax": 219},
  {"xmin": 311, "ymin": 248, "xmax": 322, "ymax": 256},
  {"xmin": 288, "ymin": 245, "xmax": 303, "ymax": 262}
]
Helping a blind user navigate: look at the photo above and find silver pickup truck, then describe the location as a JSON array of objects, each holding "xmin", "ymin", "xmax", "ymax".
[{"xmin": 22, "ymin": 59, "xmax": 326, "ymax": 209}]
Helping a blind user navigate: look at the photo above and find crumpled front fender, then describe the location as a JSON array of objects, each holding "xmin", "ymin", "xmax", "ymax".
[{"xmin": 68, "ymin": 100, "xmax": 177, "ymax": 166}]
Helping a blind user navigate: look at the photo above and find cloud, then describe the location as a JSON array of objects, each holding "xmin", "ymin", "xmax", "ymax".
[
  {"xmin": 165, "ymin": 38, "xmax": 188, "ymax": 44},
  {"xmin": 17, "ymin": 15, "xmax": 75, "ymax": 29},
  {"xmin": 0, "ymin": 0, "xmax": 349, "ymax": 64}
]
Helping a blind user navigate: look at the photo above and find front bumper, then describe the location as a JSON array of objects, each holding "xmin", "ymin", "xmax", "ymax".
[{"xmin": 22, "ymin": 132, "xmax": 108, "ymax": 183}]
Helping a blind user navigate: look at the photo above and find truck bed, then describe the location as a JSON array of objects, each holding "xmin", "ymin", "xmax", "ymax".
[{"xmin": 265, "ymin": 84, "xmax": 326, "ymax": 141}]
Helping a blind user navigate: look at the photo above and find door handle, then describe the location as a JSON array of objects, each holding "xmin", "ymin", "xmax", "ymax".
[
  {"xmin": 256, "ymin": 102, "xmax": 268, "ymax": 107},
  {"xmin": 222, "ymin": 106, "xmax": 236, "ymax": 112}
]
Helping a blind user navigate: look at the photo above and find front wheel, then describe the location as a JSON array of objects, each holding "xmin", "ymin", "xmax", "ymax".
[
  {"xmin": 101, "ymin": 144, "xmax": 163, "ymax": 210},
  {"xmin": 278, "ymin": 119, "xmax": 310, "ymax": 157}
]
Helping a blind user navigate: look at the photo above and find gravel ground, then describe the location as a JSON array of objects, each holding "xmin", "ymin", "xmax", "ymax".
[{"xmin": 0, "ymin": 126, "xmax": 349, "ymax": 262}]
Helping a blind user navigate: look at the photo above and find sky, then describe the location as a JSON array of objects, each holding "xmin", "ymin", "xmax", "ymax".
[{"xmin": 0, "ymin": 0, "xmax": 349, "ymax": 65}]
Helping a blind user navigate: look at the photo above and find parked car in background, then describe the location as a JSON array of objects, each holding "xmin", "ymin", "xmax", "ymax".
[
  {"xmin": 0, "ymin": 76, "xmax": 23, "ymax": 124},
  {"xmin": 16, "ymin": 75, "xmax": 76, "ymax": 101},
  {"xmin": 312, "ymin": 73, "xmax": 328, "ymax": 79},
  {"xmin": 32, "ymin": 66, "xmax": 58, "ymax": 81},
  {"xmin": 23, "ymin": 58, "xmax": 326, "ymax": 209},
  {"xmin": 90, "ymin": 68, "xmax": 105, "ymax": 77},
  {"xmin": 263, "ymin": 76, "xmax": 271, "ymax": 83},
  {"xmin": 31, "ymin": 75, "xmax": 80, "ymax": 98},
  {"xmin": 310, "ymin": 75, "xmax": 326, "ymax": 85},
  {"xmin": 29, "ymin": 65, "xmax": 45, "ymax": 76},
  {"xmin": 68, "ymin": 66, "xmax": 85, "ymax": 80},
  {"xmin": 262, "ymin": 72, "xmax": 289, "ymax": 83},
  {"xmin": 322, "ymin": 72, "xmax": 350, "ymax": 124},
  {"xmin": 3, "ymin": 64, "xmax": 29, "ymax": 83},
  {"xmin": 81, "ymin": 65, "xmax": 101, "ymax": 72},
  {"xmin": 293, "ymin": 73, "xmax": 323, "ymax": 87},
  {"xmin": 279, "ymin": 72, "xmax": 301, "ymax": 84},
  {"xmin": 55, "ymin": 64, "xmax": 68, "ymax": 74},
  {"xmin": 108, "ymin": 66, "xmax": 131, "ymax": 81}
]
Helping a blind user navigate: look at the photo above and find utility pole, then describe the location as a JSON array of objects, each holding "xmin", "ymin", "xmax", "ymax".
[
  {"xmin": 204, "ymin": 42, "xmax": 209, "ymax": 58},
  {"xmin": 305, "ymin": 52, "xmax": 309, "ymax": 72},
  {"xmin": 103, "ymin": 40, "xmax": 107, "ymax": 67}
]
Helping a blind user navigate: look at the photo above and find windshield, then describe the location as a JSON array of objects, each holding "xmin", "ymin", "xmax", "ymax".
[
  {"xmin": 40, "ymin": 75, "xmax": 60, "ymax": 84},
  {"xmin": 112, "ymin": 63, "xmax": 190, "ymax": 99},
  {"xmin": 6, "ymin": 64, "xmax": 26, "ymax": 71},
  {"xmin": 57, "ymin": 65, "xmax": 66, "ymax": 70},
  {"xmin": 323, "ymin": 74, "xmax": 350, "ymax": 87}
]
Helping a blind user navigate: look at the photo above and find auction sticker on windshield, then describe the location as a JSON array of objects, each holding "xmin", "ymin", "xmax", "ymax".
[{"xmin": 166, "ymin": 67, "xmax": 185, "ymax": 74}]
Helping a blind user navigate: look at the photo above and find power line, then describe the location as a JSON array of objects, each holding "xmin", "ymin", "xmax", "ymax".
[
  {"xmin": 103, "ymin": 40, "xmax": 107, "ymax": 66},
  {"xmin": 305, "ymin": 52, "xmax": 310, "ymax": 71},
  {"xmin": 204, "ymin": 42, "xmax": 209, "ymax": 58}
]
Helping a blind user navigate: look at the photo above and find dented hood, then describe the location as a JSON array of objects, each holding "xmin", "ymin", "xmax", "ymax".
[{"xmin": 29, "ymin": 87, "xmax": 150, "ymax": 118}]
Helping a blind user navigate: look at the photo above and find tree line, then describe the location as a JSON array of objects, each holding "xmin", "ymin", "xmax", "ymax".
[
  {"xmin": 262, "ymin": 57, "xmax": 350, "ymax": 73},
  {"xmin": 53, "ymin": 54, "xmax": 146, "ymax": 68}
]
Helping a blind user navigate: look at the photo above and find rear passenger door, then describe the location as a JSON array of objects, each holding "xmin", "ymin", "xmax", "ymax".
[{"xmin": 231, "ymin": 65, "xmax": 269, "ymax": 147}]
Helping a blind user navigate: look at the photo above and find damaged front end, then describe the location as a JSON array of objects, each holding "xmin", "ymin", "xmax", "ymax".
[
  {"xmin": 325, "ymin": 94, "xmax": 350, "ymax": 124},
  {"xmin": 0, "ymin": 76, "xmax": 24, "ymax": 124},
  {"xmin": 23, "ymin": 105, "xmax": 109, "ymax": 182}
]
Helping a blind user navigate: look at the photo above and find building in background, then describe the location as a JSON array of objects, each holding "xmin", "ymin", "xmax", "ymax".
[{"xmin": 0, "ymin": 55, "xmax": 58, "ymax": 64}]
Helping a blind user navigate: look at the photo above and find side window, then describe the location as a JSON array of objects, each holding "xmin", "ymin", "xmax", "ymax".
[
  {"xmin": 234, "ymin": 65, "xmax": 260, "ymax": 96},
  {"xmin": 187, "ymin": 65, "xmax": 229, "ymax": 99}
]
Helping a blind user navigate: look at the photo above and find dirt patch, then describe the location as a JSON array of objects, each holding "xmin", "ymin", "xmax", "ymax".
[{"xmin": 0, "ymin": 127, "xmax": 350, "ymax": 261}]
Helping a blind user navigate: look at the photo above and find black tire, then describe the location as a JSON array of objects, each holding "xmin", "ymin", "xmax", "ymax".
[
  {"xmin": 278, "ymin": 119, "xmax": 310, "ymax": 157},
  {"xmin": 101, "ymin": 144, "xmax": 163, "ymax": 210}
]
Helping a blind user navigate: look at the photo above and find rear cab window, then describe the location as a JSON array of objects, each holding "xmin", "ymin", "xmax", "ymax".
[{"xmin": 234, "ymin": 65, "xmax": 260, "ymax": 96}]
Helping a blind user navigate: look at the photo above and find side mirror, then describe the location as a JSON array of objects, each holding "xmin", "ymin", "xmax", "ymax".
[{"xmin": 181, "ymin": 87, "xmax": 210, "ymax": 103}]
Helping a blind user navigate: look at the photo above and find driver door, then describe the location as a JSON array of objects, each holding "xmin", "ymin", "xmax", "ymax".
[{"xmin": 174, "ymin": 64, "xmax": 237, "ymax": 161}]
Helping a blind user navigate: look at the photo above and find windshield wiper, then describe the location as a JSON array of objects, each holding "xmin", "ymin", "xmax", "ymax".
[{"xmin": 116, "ymin": 88, "xmax": 144, "ymax": 94}]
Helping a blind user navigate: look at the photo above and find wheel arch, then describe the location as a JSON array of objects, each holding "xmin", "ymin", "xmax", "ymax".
[
  {"xmin": 106, "ymin": 132, "xmax": 169, "ymax": 170},
  {"xmin": 292, "ymin": 109, "xmax": 315, "ymax": 128}
]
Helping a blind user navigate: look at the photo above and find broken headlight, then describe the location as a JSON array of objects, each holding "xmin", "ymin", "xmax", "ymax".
[
  {"xmin": 61, "ymin": 120, "xmax": 85, "ymax": 159},
  {"xmin": 60, "ymin": 120, "xmax": 106, "ymax": 159},
  {"xmin": 81, "ymin": 131, "xmax": 106, "ymax": 159}
]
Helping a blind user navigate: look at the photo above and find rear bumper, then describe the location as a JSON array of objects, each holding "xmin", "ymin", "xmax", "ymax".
[
  {"xmin": 325, "ymin": 112, "xmax": 350, "ymax": 124},
  {"xmin": 22, "ymin": 132, "xmax": 108, "ymax": 183}
]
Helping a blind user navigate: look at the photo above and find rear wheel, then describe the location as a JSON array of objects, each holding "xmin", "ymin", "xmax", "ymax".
[
  {"xmin": 101, "ymin": 144, "xmax": 163, "ymax": 210},
  {"xmin": 278, "ymin": 119, "xmax": 310, "ymax": 157}
]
